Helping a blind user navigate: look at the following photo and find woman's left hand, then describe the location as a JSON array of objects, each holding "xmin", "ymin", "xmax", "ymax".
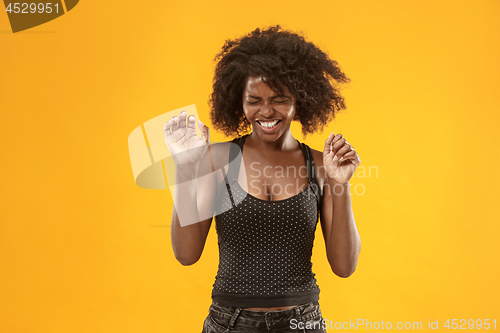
[{"xmin": 323, "ymin": 132, "xmax": 361, "ymax": 185}]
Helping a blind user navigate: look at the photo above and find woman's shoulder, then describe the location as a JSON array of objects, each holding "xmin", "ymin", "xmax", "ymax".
[
  {"xmin": 309, "ymin": 147, "xmax": 324, "ymax": 166},
  {"xmin": 203, "ymin": 139, "xmax": 243, "ymax": 170},
  {"xmin": 207, "ymin": 139, "xmax": 240, "ymax": 154},
  {"xmin": 297, "ymin": 140, "xmax": 323, "ymax": 166}
]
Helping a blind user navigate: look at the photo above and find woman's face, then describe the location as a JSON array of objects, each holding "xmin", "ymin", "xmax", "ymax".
[{"xmin": 242, "ymin": 76, "xmax": 296, "ymax": 142}]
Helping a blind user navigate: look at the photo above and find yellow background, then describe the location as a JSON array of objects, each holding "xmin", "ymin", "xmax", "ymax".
[{"xmin": 1, "ymin": 0, "xmax": 499, "ymax": 332}]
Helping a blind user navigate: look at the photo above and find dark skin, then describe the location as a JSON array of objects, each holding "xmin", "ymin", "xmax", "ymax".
[
  {"xmin": 240, "ymin": 76, "xmax": 307, "ymax": 204},
  {"xmin": 165, "ymin": 75, "xmax": 361, "ymax": 312}
]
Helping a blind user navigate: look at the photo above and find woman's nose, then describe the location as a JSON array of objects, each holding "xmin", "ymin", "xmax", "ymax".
[{"xmin": 258, "ymin": 102, "xmax": 274, "ymax": 116}]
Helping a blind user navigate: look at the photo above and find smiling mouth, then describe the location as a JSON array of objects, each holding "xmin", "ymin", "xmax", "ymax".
[{"xmin": 257, "ymin": 119, "xmax": 281, "ymax": 129}]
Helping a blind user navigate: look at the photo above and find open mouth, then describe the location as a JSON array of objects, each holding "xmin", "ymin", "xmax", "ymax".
[{"xmin": 256, "ymin": 119, "xmax": 281, "ymax": 130}]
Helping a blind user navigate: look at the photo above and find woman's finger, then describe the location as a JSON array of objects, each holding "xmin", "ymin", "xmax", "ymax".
[
  {"xmin": 178, "ymin": 111, "xmax": 188, "ymax": 128},
  {"xmin": 325, "ymin": 132, "xmax": 335, "ymax": 146},
  {"xmin": 338, "ymin": 150, "xmax": 355, "ymax": 161},
  {"xmin": 164, "ymin": 119, "xmax": 175, "ymax": 137},
  {"xmin": 335, "ymin": 142, "xmax": 351, "ymax": 159},
  {"xmin": 339, "ymin": 150, "xmax": 361, "ymax": 166},
  {"xmin": 187, "ymin": 115, "xmax": 196, "ymax": 129},
  {"xmin": 331, "ymin": 133, "xmax": 343, "ymax": 146},
  {"xmin": 198, "ymin": 120, "xmax": 210, "ymax": 144},
  {"xmin": 171, "ymin": 116, "xmax": 180, "ymax": 132},
  {"xmin": 324, "ymin": 132, "xmax": 336, "ymax": 155},
  {"xmin": 332, "ymin": 137, "xmax": 346, "ymax": 155}
]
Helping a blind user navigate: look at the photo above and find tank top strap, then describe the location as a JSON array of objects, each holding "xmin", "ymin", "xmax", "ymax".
[
  {"xmin": 298, "ymin": 141, "xmax": 321, "ymax": 204},
  {"xmin": 218, "ymin": 135, "xmax": 247, "ymax": 208},
  {"xmin": 223, "ymin": 134, "xmax": 247, "ymax": 184},
  {"xmin": 220, "ymin": 135, "xmax": 320, "ymax": 206}
]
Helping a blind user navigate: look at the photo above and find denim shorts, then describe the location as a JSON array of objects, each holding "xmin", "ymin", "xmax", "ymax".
[{"xmin": 201, "ymin": 301, "xmax": 327, "ymax": 333}]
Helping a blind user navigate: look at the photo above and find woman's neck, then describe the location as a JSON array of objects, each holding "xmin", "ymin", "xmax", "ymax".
[{"xmin": 247, "ymin": 129, "xmax": 298, "ymax": 153}]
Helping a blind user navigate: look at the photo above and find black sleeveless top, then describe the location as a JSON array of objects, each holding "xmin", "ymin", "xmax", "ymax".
[{"xmin": 211, "ymin": 134, "xmax": 322, "ymax": 308}]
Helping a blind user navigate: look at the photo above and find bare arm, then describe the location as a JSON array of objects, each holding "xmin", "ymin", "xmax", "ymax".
[
  {"xmin": 164, "ymin": 111, "xmax": 215, "ymax": 266},
  {"xmin": 320, "ymin": 180, "xmax": 361, "ymax": 277},
  {"xmin": 170, "ymin": 164, "xmax": 214, "ymax": 265},
  {"xmin": 317, "ymin": 132, "xmax": 362, "ymax": 277}
]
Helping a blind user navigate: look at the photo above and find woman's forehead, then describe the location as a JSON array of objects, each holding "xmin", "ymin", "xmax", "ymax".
[{"xmin": 243, "ymin": 76, "xmax": 290, "ymax": 95}]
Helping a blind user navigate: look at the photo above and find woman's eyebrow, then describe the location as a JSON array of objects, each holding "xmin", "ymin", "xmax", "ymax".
[{"xmin": 245, "ymin": 94, "xmax": 290, "ymax": 100}]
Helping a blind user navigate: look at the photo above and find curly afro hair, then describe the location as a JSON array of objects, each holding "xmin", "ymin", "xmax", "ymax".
[{"xmin": 209, "ymin": 25, "xmax": 351, "ymax": 138}]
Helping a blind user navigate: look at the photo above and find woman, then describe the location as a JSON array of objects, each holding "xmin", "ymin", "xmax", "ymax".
[{"xmin": 164, "ymin": 25, "xmax": 361, "ymax": 333}]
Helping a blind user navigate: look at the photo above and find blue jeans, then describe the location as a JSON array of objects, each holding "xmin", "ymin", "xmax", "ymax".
[{"xmin": 202, "ymin": 301, "xmax": 327, "ymax": 333}]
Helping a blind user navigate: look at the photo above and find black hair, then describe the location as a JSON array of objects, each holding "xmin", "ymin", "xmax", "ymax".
[{"xmin": 209, "ymin": 25, "xmax": 350, "ymax": 137}]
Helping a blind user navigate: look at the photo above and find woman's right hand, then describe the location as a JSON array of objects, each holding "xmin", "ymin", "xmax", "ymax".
[{"xmin": 163, "ymin": 111, "xmax": 210, "ymax": 166}]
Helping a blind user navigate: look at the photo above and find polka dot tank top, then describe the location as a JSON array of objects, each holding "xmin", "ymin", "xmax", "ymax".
[{"xmin": 211, "ymin": 134, "xmax": 322, "ymax": 308}]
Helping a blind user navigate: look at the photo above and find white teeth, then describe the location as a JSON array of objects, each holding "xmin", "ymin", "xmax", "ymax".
[{"xmin": 259, "ymin": 120, "xmax": 279, "ymax": 128}]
